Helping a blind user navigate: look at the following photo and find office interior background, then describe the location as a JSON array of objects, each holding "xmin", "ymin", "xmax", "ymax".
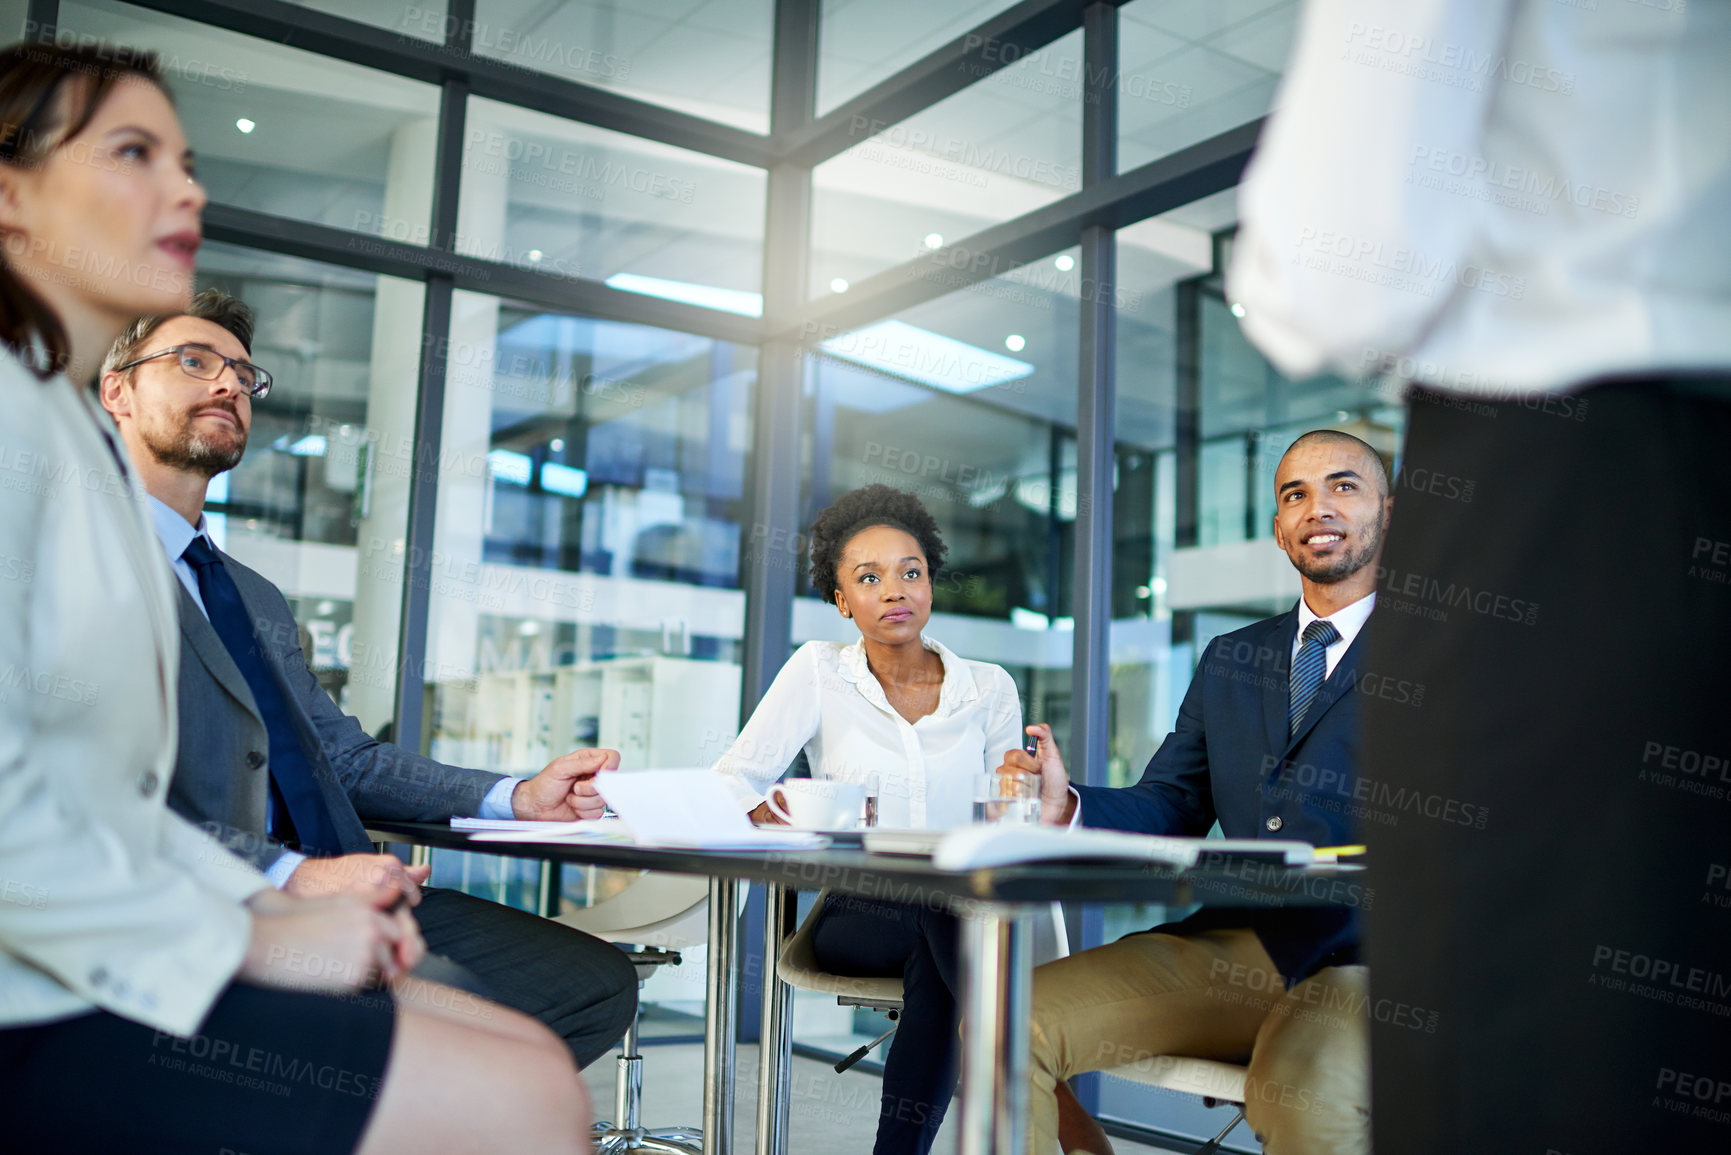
[{"xmin": 10, "ymin": 0, "xmax": 1405, "ymax": 1146}]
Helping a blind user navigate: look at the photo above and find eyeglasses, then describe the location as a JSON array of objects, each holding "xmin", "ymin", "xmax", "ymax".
[{"xmin": 115, "ymin": 344, "xmax": 273, "ymax": 399}]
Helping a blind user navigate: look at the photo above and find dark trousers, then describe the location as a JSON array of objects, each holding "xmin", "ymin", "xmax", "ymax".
[
  {"xmin": 413, "ymin": 886, "xmax": 638, "ymax": 1069},
  {"xmin": 1364, "ymin": 379, "xmax": 1731, "ymax": 1152},
  {"xmin": 811, "ymin": 894, "xmax": 962, "ymax": 1155}
]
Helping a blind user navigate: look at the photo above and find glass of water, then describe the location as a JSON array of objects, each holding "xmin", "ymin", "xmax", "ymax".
[{"xmin": 974, "ymin": 771, "xmax": 1042, "ymax": 824}]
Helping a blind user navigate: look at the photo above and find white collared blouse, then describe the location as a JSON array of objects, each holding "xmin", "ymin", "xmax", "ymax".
[{"xmin": 713, "ymin": 635, "xmax": 1024, "ymax": 829}]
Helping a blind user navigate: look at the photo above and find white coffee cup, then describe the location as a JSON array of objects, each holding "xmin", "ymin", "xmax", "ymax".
[{"xmin": 765, "ymin": 780, "xmax": 866, "ymax": 830}]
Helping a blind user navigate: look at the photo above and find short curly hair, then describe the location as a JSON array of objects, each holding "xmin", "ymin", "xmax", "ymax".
[{"xmin": 808, "ymin": 484, "xmax": 946, "ymax": 600}]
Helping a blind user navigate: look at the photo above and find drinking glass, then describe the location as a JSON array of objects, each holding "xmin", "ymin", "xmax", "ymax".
[{"xmin": 973, "ymin": 771, "xmax": 1042, "ymax": 824}]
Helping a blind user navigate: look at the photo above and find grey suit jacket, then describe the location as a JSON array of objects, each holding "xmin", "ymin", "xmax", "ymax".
[{"xmin": 167, "ymin": 547, "xmax": 506, "ymax": 873}]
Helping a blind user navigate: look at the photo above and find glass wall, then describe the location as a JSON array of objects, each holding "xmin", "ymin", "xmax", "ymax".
[
  {"xmin": 40, "ymin": 0, "xmax": 1393, "ymax": 1143},
  {"xmin": 474, "ymin": 0, "xmax": 774, "ymax": 133},
  {"xmin": 810, "ymin": 29, "xmax": 1083, "ymax": 296},
  {"xmin": 417, "ymin": 293, "xmax": 755, "ymax": 1022},
  {"xmin": 816, "ymin": 0, "xmax": 1022, "ymax": 113},
  {"xmin": 61, "ymin": 0, "xmax": 443, "ymax": 240},
  {"xmin": 1117, "ymin": 0, "xmax": 1296, "ymax": 169},
  {"xmin": 460, "ymin": 97, "xmax": 768, "ymax": 292},
  {"xmin": 192, "ymin": 243, "xmax": 423, "ymax": 730}
]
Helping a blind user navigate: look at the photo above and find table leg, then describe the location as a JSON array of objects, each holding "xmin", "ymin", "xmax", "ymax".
[
  {"xmin": 957, "ymin": 903, "xmax": 1033, "ymax": 1155},
  {"xmin": 534, "ymin": 859, "xmax": 560, "ymax": 918},
  {"xmin": 755, "ymin": 882, "xmax": 792, "ymax": 1155},
  {"xmin": 704, "ymin": 877, "xmax": 740, "ymax": 1155}
]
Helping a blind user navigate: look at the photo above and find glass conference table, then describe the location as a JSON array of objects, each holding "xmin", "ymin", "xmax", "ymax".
[{"xmin": 366, "ymin": 821, "xmax": 1363, "ymax": 1155}]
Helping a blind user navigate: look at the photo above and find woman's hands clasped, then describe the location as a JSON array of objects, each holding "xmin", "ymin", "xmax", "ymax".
[{"xmin": 239, "ymin": 881, "xmax": 425, "ymax": 993}]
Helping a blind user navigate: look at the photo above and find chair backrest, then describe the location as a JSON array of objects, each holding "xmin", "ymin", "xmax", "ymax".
[
  {"xmin": 554, "ymin": 871, "xmax": 715, "ymax": 950},
  {"xmin": 776, "ymin": 893, "xmax": 1069, "ymax": 1000}
]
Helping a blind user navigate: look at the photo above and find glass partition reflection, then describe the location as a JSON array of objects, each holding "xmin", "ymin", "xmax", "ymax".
[
  {"xmin": 416, "ymin": 294, "xmax": 756, "ymax": 1031},
  {"xmin": 810, "ymin": 29, "xmax": 1082, "ymax": 297},
  {"xmin": 473, "ymin": 0, "xmax": 773, "ymax": 133},
  {"xmin": 193, "ymin": 242, "xmax": 422, "ymax": 731},
  {"xmin": 61, "ymin": 0, "xmax": 442, "ymax": 240},
  {"xmin": 460, "ymin": 97, "xmax": 767, "ymax": 300},
  {"xmin": 816, "ymin": 0, "xmax": 1022, "ymax": 113},
  {"xmin": 1117, "ymin": 0, "xmax": 1297, "ymax": 170}
]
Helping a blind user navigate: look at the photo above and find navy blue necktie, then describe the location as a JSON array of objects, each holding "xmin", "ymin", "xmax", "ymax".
[
  {"xmin": 181, "ymin": 535, "xmax": 341, "ymax": 854},
  {"xmin": 1288, "ymin": 619, "xmax": 1342, "ymax": 739}
]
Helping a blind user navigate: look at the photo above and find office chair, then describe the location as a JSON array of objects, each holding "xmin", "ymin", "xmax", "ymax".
[
  {"xmin": 774, "ymin": 892, "xmax": 1071, "ymax": 1074},
  {"xmin": 1099, "ymin": 1054, "xmax": 1251, "ymax": 1155},
  {"xmin": 556, "ymin": 871, "xmax": 722, "ymax": 1154}
]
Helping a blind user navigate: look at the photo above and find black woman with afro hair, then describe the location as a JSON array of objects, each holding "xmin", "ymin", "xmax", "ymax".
[{"xmin": 712, "ymin": 484, "xmax": 1027, "ymax": 1155}]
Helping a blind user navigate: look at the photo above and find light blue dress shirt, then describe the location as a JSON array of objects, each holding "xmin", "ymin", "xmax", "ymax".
[{"xmin": 145, "ymin": 496, "xmax": 518, "ymax": 887}]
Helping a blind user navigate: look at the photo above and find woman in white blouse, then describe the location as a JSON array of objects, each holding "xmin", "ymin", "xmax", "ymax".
[{"xmin": 715, "ymin": 484, "xmax": 1023, "ymax": 1155}]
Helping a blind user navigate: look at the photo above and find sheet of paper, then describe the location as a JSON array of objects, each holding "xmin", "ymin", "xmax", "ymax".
[
  {"xmin": 595, "ymin": 768, "xmax": 828, "ymax": 850},
  {"xmin": 460, "ymin": 817, "xmax": 634, "ymax": 844},
  {"xmin": 452, "ymin": 817, "xmax": 609, "ymax": 834}
]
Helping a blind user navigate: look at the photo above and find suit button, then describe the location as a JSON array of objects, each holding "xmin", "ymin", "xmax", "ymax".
[
  {"xmin": 137, "ymin": 770, "xmax": 159, "ymax": 795},
  {"xmin": 245, "ymin": 751, "xmax": 266, "ymax": 769},
  {"xmin": 1265, "ymin": 815, "xmax": 1284, "ymax": 832}
]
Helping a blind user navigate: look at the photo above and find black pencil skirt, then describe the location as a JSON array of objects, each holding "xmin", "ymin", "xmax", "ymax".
[{"xmin": 0, "ymin": 981, "xmax": 397, "ymax": 1155}]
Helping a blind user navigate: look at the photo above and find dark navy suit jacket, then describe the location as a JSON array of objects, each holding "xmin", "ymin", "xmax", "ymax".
[{"xmin": 1073, "ymin": 603, "xmax": 1372, "ymax": 982}]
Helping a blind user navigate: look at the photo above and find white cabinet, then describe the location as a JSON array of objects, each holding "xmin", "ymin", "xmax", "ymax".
[{"xmin": 442, "ymin": 656, "xmax": 741, "ymax": 773}]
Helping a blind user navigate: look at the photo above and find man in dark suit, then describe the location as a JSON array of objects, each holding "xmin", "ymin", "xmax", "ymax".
[
  {"xmin": 97, "ymin": 289, "xmax": 636, "ymax": 1068},
  {"xmin": 999, "ymin": 430, "xmax": 1393, "ymax": 1155}
]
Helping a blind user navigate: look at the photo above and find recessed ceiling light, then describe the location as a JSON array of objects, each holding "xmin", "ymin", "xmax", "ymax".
[
  {"xmin": 924, "ymin": 233, "xmax": 944, "ymax": 249},
  {"xmin": 605, "ymin": 272, "xmax": 764, "ymax": 317},
  {"xmin": 830, "ymin": 277, "xmax": 850, "ymax": 293},
  {"xmin": 235, "ymin": 118, "xmax": 255, "ymax": 134},
  {"xmin": 1054, "ymin": 254, "xmax": 1075, "ymax": 272},
  {"xmin": 1229, "ymin": 301, "xmax": 1247, "ymax": 318},
  {"xmin": 549, "ymin": 437, "xmax": 565, "ymax": 452},
  {"xmin": 540, "ymin": 461, "xmax": 588, "ymax": 498},
  {"xmin": 1005, "ymin": 334, "xmax": 1026, "ymax": 353},
  {"xmin": 821, "ymin": 320, "xmax": 1034, "ymax": 395},
  {"xmin": 527, "ymin": 249, "xmax": 543, "ymax": 262}
]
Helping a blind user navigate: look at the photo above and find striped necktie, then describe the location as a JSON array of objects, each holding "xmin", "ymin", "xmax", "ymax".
[{"xmin": 1289, "ymin": 619, "xmax": 1342, "ymax": 739}]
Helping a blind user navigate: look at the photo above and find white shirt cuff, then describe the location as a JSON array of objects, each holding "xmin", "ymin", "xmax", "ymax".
[
  {"xmin": 1065, "ymin": 786, "xmax": 1082, "ymax": 829},
  {"xmin": 266, "ymin": 850, "xmax": 306, "ymax": 889},
  {"xmin": 478, "ymin": 776, "xmax": 520, "ymax": 820}
]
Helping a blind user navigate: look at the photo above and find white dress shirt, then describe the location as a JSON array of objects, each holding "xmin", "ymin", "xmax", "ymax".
[
  {"xmin": 145, "ymin": 496, "xmax": 516, "ymax": 886},
  {"xmin": 1229, "ymin": 0, "xmax": 1731, "ymax": 394},
  {"xmin": 714, "ymin": 636, "xmax": 1024, "ymax": 829},
  {"xmin": 1294, "ymin": 591, "xmax": 1376, "ymax": 680}
]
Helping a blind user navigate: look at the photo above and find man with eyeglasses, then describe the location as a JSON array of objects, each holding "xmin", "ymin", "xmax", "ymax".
[{"xmin": 97, "ymin": 288, "xmax": 638, "ymax": 1070}]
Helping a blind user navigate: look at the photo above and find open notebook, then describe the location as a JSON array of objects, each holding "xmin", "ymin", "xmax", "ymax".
[{"xmin": 929, "ymin": 825, "xmax": 1316, "ymax": 871}]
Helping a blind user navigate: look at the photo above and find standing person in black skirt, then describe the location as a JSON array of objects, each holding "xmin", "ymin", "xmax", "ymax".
[
  {"xmin": 0, "ymin": 41, "xmax": 590, "ymax": 1155},
  {"xmin": 1228, "ymin": 2, "xmax": 1731, "ymax": 1149}
]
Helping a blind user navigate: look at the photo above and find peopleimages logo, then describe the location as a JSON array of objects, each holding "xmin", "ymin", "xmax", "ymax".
[{"xmin": 1374, "ymin": 565, "xmax": 1539, "ymax": 626}]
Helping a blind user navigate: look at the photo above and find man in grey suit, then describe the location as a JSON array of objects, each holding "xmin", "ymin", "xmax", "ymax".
[{"xmin": 97, "ymin": 289, "xmax": 636, "ymax": 1068}]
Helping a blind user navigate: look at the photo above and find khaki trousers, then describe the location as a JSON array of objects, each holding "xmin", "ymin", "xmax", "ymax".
[{"xmin": 1026, "ymin": 927, "xmax": 1370, "ymax": 1155}]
